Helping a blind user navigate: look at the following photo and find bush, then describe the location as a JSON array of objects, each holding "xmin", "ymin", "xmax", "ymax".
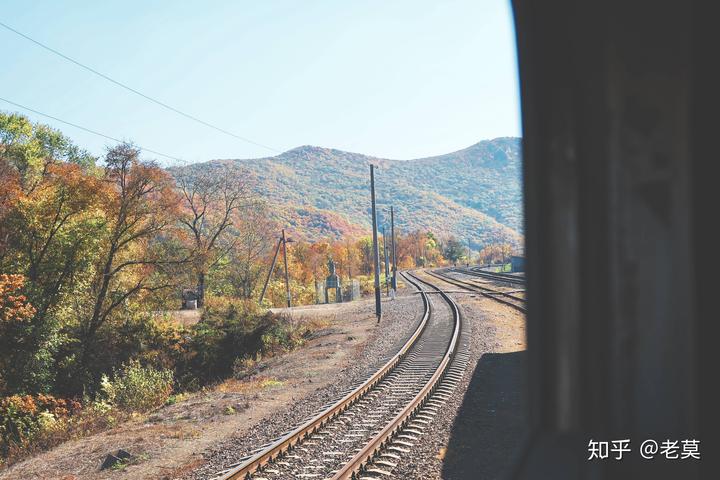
[
  {"xmin": 0, "ymin": 394, "xmax": 81, "ymax": 461},
  {"xmin": 100, "ymin": 360, "xmax": 173, "ymax": 413},
  {"xmin": 156, "ymin": 298, "xmax": 310, "ymax": 385},
  {"xmin": 355, "ymin": 275, "xmax": 375, "ymax": 295},
  {"xmin": 261, "ymin": 314, "xmax": 305, "ymax": 352}
]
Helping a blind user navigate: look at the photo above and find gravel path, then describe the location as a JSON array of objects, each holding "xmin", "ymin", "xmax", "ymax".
[{"xmin": 184, "ymin": 285, "xmax": 424, "ymax": 480}]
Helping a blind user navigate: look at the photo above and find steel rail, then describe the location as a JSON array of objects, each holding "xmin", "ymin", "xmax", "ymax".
[
  {"xmin": 436, "ymin": 270, "xmax": 526, "ymax": 303},
  {"xmin": 331, "ymin": 270, "xmax": 462, "ymax": 479},
  {"xmin": 428, "ymin": 269, "xmax": 527, "ymax": 313},
  {"xmin": 457, "ymin": 266, "xmax": 526, "ymax": 286},
  {"xmin": 215, "ymin": 271, "xmax": 431, "ymax": 480}
]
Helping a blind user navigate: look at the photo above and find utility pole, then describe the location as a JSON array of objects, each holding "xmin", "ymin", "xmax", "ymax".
[
  {"xmin": 370, "ymin": 164, "xmax": 382, "ymax": 322},
  {"xmin": 391, "ymin": 206, "xmax": 397, "ymax": 292},
  {"xmin": 382, "ymin": 225, "xmax": 390, "ymax": 296},
  {"xmin": 282, "ymin": 229, "xmax": 291, "ymax": 308},
  {"xmin": 467, "ymin": 238, "xmax": 471, "ymax": 267},
  {"xmin": 259, "ymin": 236, "xmax": 283, "ymax": 304}
]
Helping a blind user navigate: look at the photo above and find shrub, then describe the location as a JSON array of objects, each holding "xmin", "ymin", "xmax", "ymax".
[
  {"xmin": 261, "ymin": 314, "xmax": 305, "ymax": 352},
  {"xmin": 232, "ymin": 356, "xmax": 259, "ymax": 379},
  {"xmin": 0, "ymin": 394, "xmax": 81, "ymax": 460},
  {"xmin": 166, "ymin": 298, "xmax": 310, "ymax": 385},
  {"xmin": 355, "ymin": 274, "xmax": 375, "ymax": 295},
  {"xmin": 100, "ymin": 360, "xmax": 173, "ymax": 413}
]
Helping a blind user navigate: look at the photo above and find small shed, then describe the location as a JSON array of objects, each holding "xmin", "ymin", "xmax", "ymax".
[
  {"xmin": 510, "ymin": 255, "xmax": 525, "ymax": 272},
  {"xmin": 181, "ymin": 288, "xmax": 200, "ymax": 310}
]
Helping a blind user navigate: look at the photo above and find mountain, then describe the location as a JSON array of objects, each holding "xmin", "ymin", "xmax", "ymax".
[{"xmin": 176, "ymin": 137, "xmax": 523, "ymax": 248}]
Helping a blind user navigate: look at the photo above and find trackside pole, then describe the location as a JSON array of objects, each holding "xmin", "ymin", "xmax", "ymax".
[
  {"xmin": 383, "ymin": 225, "xmax": 390, "ymax": 296},
  {"xmin": 282, "ymin": 229, "xmax": 291, "ymax": 308},
  {"xmin": 391, "ymin": 206, "xmax": 397, "ymax": 293},
  {"xmin": 370, "ymin": 164, "xmax": 382, "ymax": 322}
]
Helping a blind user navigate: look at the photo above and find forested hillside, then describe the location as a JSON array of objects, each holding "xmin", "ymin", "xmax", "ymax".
[{"xmin": 178, "ymin": 137, "xmax": 523, "ymax": 249}]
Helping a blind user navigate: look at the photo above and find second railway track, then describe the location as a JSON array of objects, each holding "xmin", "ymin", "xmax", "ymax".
[
  {"xmin": 426, "ymin": 268, "xmax": 527, "ymax": 313},
  {"xmin": 455, "ymin": 266, "xmax": 526, "ymax": 286},
  {"xmin": 210, "ymin": 271, "xmax": 468, "ymax": 480}
]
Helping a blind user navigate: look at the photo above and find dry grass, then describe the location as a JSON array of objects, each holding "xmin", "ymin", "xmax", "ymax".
[
  {"xmin": 215, "ymin": 376, "xmax": 284, "ymax": 394},
  {"xmin": 1, "ymin": 407, "xmax": 132, "ymax": 469}
]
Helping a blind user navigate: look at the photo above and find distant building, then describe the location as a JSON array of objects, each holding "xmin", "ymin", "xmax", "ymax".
[{"xmin": 510, "ymin": 255, "xmax": 525, "ymax": 272}]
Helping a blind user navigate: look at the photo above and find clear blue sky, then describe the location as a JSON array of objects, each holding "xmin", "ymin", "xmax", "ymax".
[{"xmin": 1, "ymin": 0, "xmax": 520, "ymax": 164}]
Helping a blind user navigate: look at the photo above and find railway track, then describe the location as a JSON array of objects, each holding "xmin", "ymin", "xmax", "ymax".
[
  {"xmin": 455, "ymin": 266, "xmax": 526, "ymax": 286},
  {"xmin": 428, "ymin": 269, "xmax": 527, "ymax": 313},
  {"xmin": 211, "ymin": 271, "xmax": 469, "ymax": 480}
]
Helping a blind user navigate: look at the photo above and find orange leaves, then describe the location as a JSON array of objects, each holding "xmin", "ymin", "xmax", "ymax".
[
  {"xmin": 0, "ymin": 158, "xmax": 20, "ymax": 212},
  {"xmin": 0, "ymin": 159, "xmax": 21, "ymax": 256},
  {"xmin": 16, "ymin": 161, "xmax": 106, "ymax": 232},
  {"xmin": 477, "ymin": 243, "xmax": 515, "ymax": 264},
  {"xmin": 0, "ymin": 393, "xmax": 83, "ymax": 459},
  {"xmin": 0, "ymin": 394, "xmax": 81, "ymax": 419},
  {"xmin": 0, "ymin": 274, "xmax": 35, "ymax": 323}
]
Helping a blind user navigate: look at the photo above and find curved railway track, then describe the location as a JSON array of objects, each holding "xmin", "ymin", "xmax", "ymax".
[
  {"xmin": 211, "ymin": 270, "xmax": 468, "ymax": 480},
  {"xmin": 427, "ymin": 269, "xmax": 527, "ymax": 313}
]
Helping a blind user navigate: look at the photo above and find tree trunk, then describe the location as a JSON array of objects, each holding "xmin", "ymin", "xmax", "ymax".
[
  {"xmin": 79, "ymin": 245, "xmax": 117, "ymax": 377},
  {"xmin": 197, "ymin": 271, "xmax": 205, "ymax": 307}
]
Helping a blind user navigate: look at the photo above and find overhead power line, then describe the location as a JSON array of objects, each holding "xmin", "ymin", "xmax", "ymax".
[
  {"xmin": 0, "ymin": 96, "xmax": 187, "ymax": 164},
  {"xmin": 0, "ymin": 20, "xmax": 281, "ymax": 154}
]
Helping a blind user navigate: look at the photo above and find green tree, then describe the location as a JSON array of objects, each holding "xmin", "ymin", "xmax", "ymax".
[
  {"xmin": 0, "ymin": 112, "xmax": 94, "ymax": 192},
  {"xmin": 356, "ymin": 236, "xmax": 374, "ymax": 275},
  {"xmin": 0, "ymin": 113, "xmax": 102, "ymax": 393},
  {"xmin": 442, "ymin": 236, "xmax": 466, "ymax": 264}
]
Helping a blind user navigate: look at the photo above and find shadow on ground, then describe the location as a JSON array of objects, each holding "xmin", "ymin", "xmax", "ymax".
[{"xmin": 442, "ymin": 350, "xmax": 528, "ymax": 480}]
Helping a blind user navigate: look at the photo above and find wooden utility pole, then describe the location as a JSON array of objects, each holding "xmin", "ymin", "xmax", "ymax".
[
  {"xmin": 391, "ymin": 206, "xmax": 397, "ymax": 291},
  {"xmin": 382, "ymin": 225, "xmax": 390, "ymax": 296},
  {"xmin": 467, "ymin": 238, "xmax": 471, "ymax": 267},
  {"xmin": 282, "ymin": 229, "xmax": 291, "ymax": 308},
  {"xmin": 370, "ymin": 165, "xmax": 382, "ymax": 322}
]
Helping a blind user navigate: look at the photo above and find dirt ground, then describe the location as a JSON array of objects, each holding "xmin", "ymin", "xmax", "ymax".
[{"xmin": 0, "ymin": 299, "xmax": 396, "ymax": 480}]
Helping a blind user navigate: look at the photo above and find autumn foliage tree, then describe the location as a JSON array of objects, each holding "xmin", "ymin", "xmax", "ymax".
[
  {"xmin": 442, "ymin": 236, "xmax": 467, "ymax": 264},
  {"xmin": 76, "ymin": 144, "xmax": 181, "ymax": 386},
  {"xmin": 1, "ymin": 113, "xmax": 192, "ymax": 396},
  {"xmin": 0, "ymin": 275, "xmax": 36, "ymax": 394},
  {"xmin": 0, "ymin": 113, "xmax": 102, "ymax": 393},
  {"xmin": 1, "ymin": 113, "xmax": 281, "ymax": 401},
  {"xmin": 478, "ymin": 243, "xmax": 515, "ymax": 265}
]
